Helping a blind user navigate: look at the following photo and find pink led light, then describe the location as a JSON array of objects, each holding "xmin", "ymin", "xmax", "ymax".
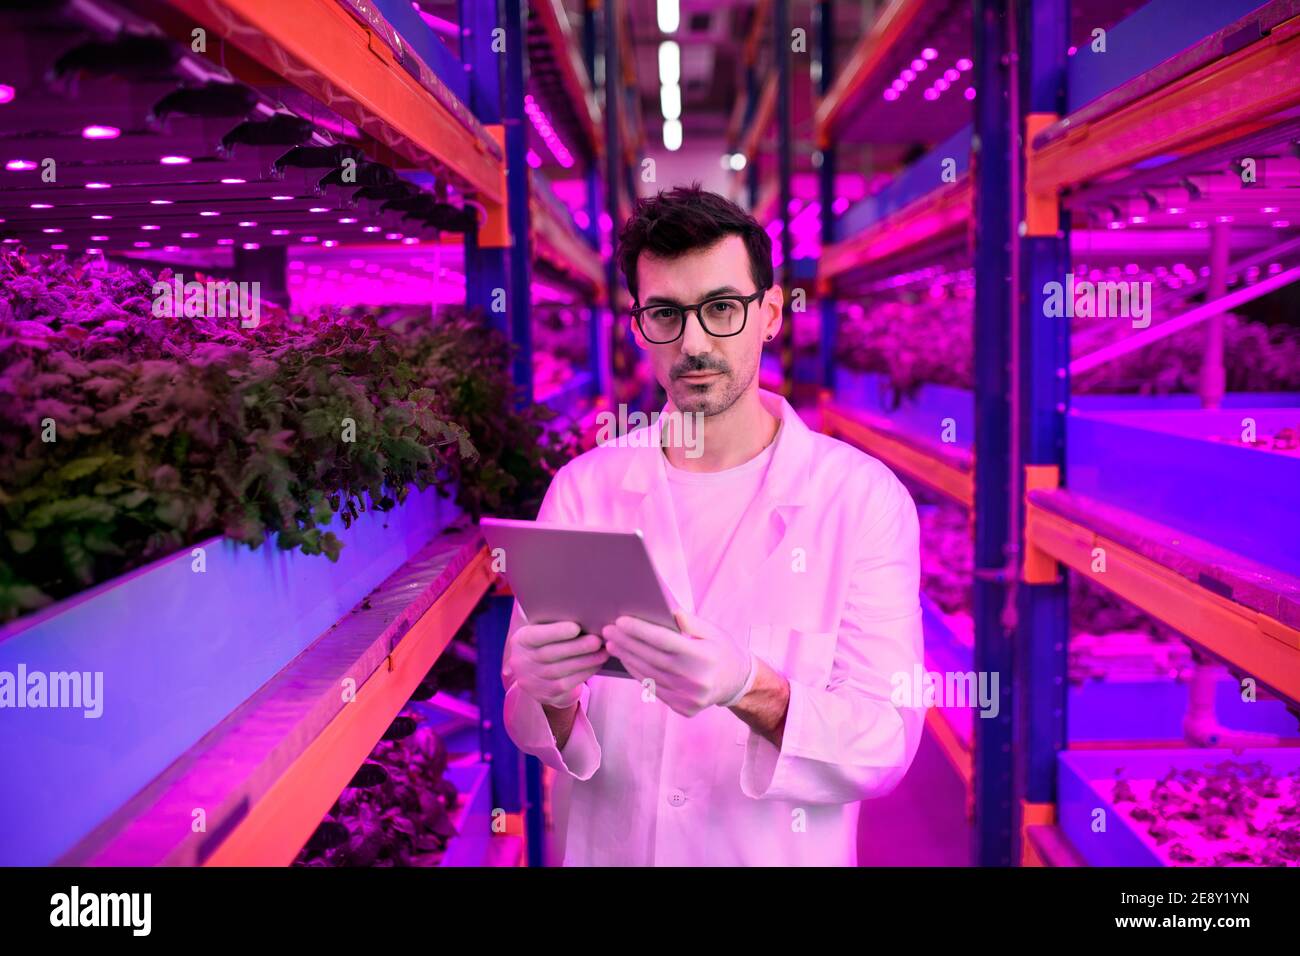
[
  {"xmin": 338, "ymin": 217, "xmax": 357, "ymax": 224},
  {"xmin": 523, "ymin": 93, "xmax": 575, "ymax": 168},
  {"xmin": 133, "ymin": 241, "xmax": 151, "ymax": 248},
  {"xmin": 159, "ymin": 155, "xmax": 191, "ymax": 165},
  {"xmin": 957, "ymin": 58, "xmax": 973, "ymax": 71},
  {"xmin": 151, "ymin": 199, "xmax": 172, "ymax": 205},
  {"xmin": 1274, "ymin": 220, "xmax": 1291, "ymax": 228},
  {"xmin": 217, "ymin": 238, "xmax": 235, "ymax": 246},
  {"xmin": 238, "ymin": 220, "xmax": 256, "ymax": 227},
  {"xmin": 1189, "ymin": 220, "xmax": 1207, "ymax": 229},
  {"xmin": 141, "ymin": 225, "xmax": 160, "ymax": 231},
  {"xmin": 964, "ymin": 87, "xmax": 976, "ymax": 101},
  {"xmin": 90, "ymin": 234, "xmax": 109, "ymax": 241},
  {"xmin": 526, "ymin": 149, "xmax": 542, "ymax": 169},
  {"xmin": 322, "ymin": 239, "xmax": 337, "ymax": 247},
  {"xmin": 0, "ymin": 84, "xmax": 15, "ymax": 104},
  {"xmin": 1130, "ymin": 215, "xmax": 1146, "ymax": 224},
  {"xmin": 1107, "ymin": 221, "xmax": 1124, "ymax": 230},
  {"xmin": 200, "ymin": 211, "xmax": 219, "ymax": 217},
  {"xmin": 363, "ymin": 225, "xmax": 380, "ymax": 233},
  {"xmin": 243, "ymin": 242, "xmax": 260, "ymax": 250},
  {"xmin": 181, "ymin": 232, "xmax": 199, "ymax": 239},
  {"xmin": 91, "ymin": 214, "xmax": 111, "ymax": 220},
  {"xmin": 402, "ymin": 237, "xmax": 419, "ymax": 245},
  {"xmin": 923, "ymin": 88, "xmax": 939, "ymax": 101},
  {"xmin": 1167, "ymin": 206, "xmax": 1184, "ymax": 214},
  {"xmin": 86, "ymin": 248, "xmax": 101, "ymax": 255},
  {"xmin": 1261, "ymin": 206, "xmax": 1280, "ymax": 214},
  {"xmin": 309, "ymin": 207, "xmax": 328, "ymax": 213},
  {"xmin": 1215, "ymin": 214, "xmax": 1233, "ymax": 223},
  {"xmin": 883, "ymin": 88, "xmax": 900, "ymax": 101},
  {"xmin": 385, "ymin": 232, "xmax": 402, "ymax": 240},
  {"xmin": 271, "ymin": 228, "xmax": 290, "ymax": 236},
  {"xmin": 921, "ymin": 48, "xmax": 938, "ymax": 60},
  {"xmin": 51, "ymin": 243, "xmax": 67, "ymax": 250},
  {"xmin": 30, "ymin": 202, "xmax": 53, "ymax": 209},
  {"xmin": 1068, "ymin": 45, "xmax": 1078, "ymax": 56},
  {"xmin": 6, "ymin": 159, "xmax": 36, "ymax": 171},
  {"xmin": 42, "ymin": 227, "xmax": 61, "ymax": 234},
  {"xmin": 892, "ymin": 78, "xmax": 906, "ymax": 92},
  {"xmin": 221, "ymin": 177, "xmax": 246, "ymax": 184},
  {"xmin": 271, "ymin": 195, "xmax": 293, "ymax": 201},
  {"xmin": 300, "ymin": 235, "xmax": 317, "ymax": 242},
  {"xmin": 944, "ymin": 68, "xmax": 960, "ymax": 82},
  {"xmin": 901, "ymin": 68, "xmax": 916, "ymax": 82},
  {"xmin": 934, "ymin": 78, "xmax": 950, "ymax": 91},
  {"xmin": 911, "ymin": 59, "xmax": 926, "ymax": 71},
  {"xmin": 82, "ymin": 125, "xmax": 120, "ymax": 140}
]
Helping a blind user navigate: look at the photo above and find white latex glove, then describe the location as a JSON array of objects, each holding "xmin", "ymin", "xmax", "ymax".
[
  {"xmin": 602, "ymin": 609, "xmax": 756, "ymax": 718},
  {"xmin": 505, "ymin": 620, "xmax": 609, "ymax": 709}
]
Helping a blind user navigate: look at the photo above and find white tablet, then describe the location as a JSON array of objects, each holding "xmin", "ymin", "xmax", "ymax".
[{"xmin": 479, "ymin": 517, "xmax": 680, "ymax": 679}]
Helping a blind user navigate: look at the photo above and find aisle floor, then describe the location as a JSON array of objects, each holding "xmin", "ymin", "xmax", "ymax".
[{"xmin": 856, "ymin": 724, "xmax": 973, "ymax": 866}]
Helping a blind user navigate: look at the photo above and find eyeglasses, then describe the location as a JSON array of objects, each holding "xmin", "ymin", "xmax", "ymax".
[{"xmin": 631, "ymin": 287, "xmax": 769, "ymax": 344}]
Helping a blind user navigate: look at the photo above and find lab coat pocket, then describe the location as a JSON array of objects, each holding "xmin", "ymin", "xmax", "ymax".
[{"xmin": 769, "ymin": 625, "xmax": 838, "ymax": 690}]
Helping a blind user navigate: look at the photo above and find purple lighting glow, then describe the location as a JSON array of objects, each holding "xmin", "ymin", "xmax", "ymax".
[
  {"xmin": 82, "ymin": 125, "xmax": 120, "ymax": 140},
  {"xmin": 6, "ymin": 159, "xmax": 36, "ymax": 171},
  {"xmin": 0, "ymin": 84, "xmax": 14, "ymax": 104},
  {"xmin": 159, "ymin": 155, "xmax": 191, "ymax": 165},
  {"xmin": 523, "ymin": 94, "xmax": 575, "ymax": 168}
]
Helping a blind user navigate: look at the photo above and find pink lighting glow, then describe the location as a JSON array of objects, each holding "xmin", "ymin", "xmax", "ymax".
[
  {"xmin": 964, "ymin": 87, "xmax": 976, "ymax": 100},
  {"xmin": 181, "ymin": 232, "xmax": 199, "ymax": 239},
  {"xmin": 6, "ymin": 159, "xmax": 36, "ymax": 171},
  {"xmin": 271, "ymin": 229, "xmax": 289, "ymax": 236},
  {"xmin": 82, "ymin": 125, "xmax": 120, "ymax": 140},
  {"xmin": 150, "ymin": 199, "xmax": 172, "ymax": 205},
  {"xmin": 160, "ymin": 155, "xmax": 191, "ymax": 165},
  {"xmin": 523, "ymin": 94, "xmax": 575, "ymax": 168},
  {"xmin": 526, "ymin": 149, "xmax": 543, "ymax": 169},
  {"xmin": 239, "ymin": 221, "xmax": 256, "ymax": 227},
  {"xmin": 91, "ymin": 214, "xmax": 110, "ymax": 220},
  {"xmin": 272, "ymin": 195, "xmax": 293, "ymax": 201},
  {"xmin": 923, "ymin": 89, "xmax": 939, "ymax": 101},
  {"xmin": 921, "ymin": 48, "xmax": 938, "ymax": 60},
  {"xmin": 883, "ymin": 88, "xmax": 900, "ymax": 101},
  {"xmin": 217, "ymin": 238, "xmax": 234, "ymax": 246},
  {"xmin": 956, "ymin": 58, "xmax": 973, "ymax": 71},
  {"xmin": 30, "ymin": 203, "xmax": 52, "ymax": 209},
  {"xmin": 90, "ymin": 235, "xmax": 109, "ymax": 241},
  {"xmin": 221, "ymin": 178, "xmax": 246, "ymax": 185},
  {"xmin": 85, "ymin": 182, "xmax": 111, "ymax": 189},
  {"xmin": 0, "ymin": 84, "xmax": 15, "ymax": 104}
]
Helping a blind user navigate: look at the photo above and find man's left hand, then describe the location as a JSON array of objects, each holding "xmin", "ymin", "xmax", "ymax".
[{"xmin": 603, "ymin": 610, "xmax": 754, "ymax": 717}]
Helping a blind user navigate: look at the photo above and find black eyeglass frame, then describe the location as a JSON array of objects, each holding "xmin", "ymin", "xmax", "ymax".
[{"xmin": 630, "ymin": 287, "xmax": 770, "ymax": 344}]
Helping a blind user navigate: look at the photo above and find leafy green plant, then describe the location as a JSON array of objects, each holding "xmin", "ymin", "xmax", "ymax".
[{"xmin": 0, "ymin": 250, "xmax": 573, "ymax": 622}]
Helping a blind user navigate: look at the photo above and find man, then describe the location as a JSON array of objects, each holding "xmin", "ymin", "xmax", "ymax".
[{"xmin": 502, "ymin": 184, "xmax": 924, "ymax": 866}]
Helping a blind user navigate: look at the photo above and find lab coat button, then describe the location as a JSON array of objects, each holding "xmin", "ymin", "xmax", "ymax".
[{"xmin": 668, "ymin": 789, "xmax": 686, "ymax": 807}]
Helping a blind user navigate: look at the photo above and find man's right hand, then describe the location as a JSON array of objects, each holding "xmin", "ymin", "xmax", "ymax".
[{"xmin": 505, "ymin": 620, "xmax": 609, "ymax": 710}]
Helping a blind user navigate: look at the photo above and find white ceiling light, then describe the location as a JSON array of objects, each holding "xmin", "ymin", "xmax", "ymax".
[
  {"xmin": 660, "ymin": 84, "xmax": 682, "ymax": 121},
  {"xmin": 658, "ymin": 41, "xmax": 681, "ymax": 86},
  {"xmin": 663, "ymin": 118, "xmax": 682, "ymax": 151},
  {"xmin": 657, "ymin": 0, "xmax": 680, "ymax": 33},
  {"xmin": 729, "ymin": 153, "xmax": 747, "ymax": 171}
]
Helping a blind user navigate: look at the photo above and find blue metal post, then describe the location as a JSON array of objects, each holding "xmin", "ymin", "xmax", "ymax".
[
  {"xmin": 744, "ymin": 63, "xmax": 759, "ymax": 209},
  {"xmin": 460, "ymin": 0, "xmax": 507, "ymax": 324},
  {"xmin": 1016, "ymin": 0, "xmax": 1071, "ymax": 860},
  {"xmin": 473, "ymin": 594, "xmax": 522, "ymax": 810},
  {"xmin": 815, "ymin": 0, "xmax": 837, "ymax": 391},
  {"xmin": 774, "ymin": 0, "xmax": 794, "ymax": 396},
  {"xmin": 584, "ymin": 0, "xmax": 605, "ymax": 404},
  {"xmin": 503, "ymin": 0, "xmax": 534, "ymax": 405},
  {"xmin": 972, "ymin": 0, "xmax": 1016, "ymax": 867},
  {"xmin": 604, "ymin": 0, "xmax": 625, "ymax": 401}
]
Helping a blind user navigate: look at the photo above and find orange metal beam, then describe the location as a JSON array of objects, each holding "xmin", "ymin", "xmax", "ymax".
[
  {"xmin": 536, "ymin": 0, "xmax": 604, "ymax": 159},
  {"xmin": 167, "ymin": 0, "xmax": 505, "ymax": 205},
  {"xmin": 821, "ymin": 404, "xmax": 974, "ymax": 509},
  {"xmin": 814, "ymin": 0, "xmax": 928, "ymax": 147},
  {"xmin": 1025, "ymin": 499, "xmax": 1300, "ymax": 704},
  {"xmin": 204, "ymin": 547, "xmax": 496, "ymax": 866},
  {"xmin": 532, "ymin": 195, "xmax": 605, "ymax": 297},
  {"xmin": 818, "ymin": 177, "xmax": 972, "ymax": 291},
  {"xmin": 1027, "ymin": 15, "xmax": 1300, "ymax": 197}
]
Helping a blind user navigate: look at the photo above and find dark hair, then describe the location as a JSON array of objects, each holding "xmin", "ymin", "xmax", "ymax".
[{"xmin": 616, "ymin": 182, "xmax": 773, "ymax": 303}]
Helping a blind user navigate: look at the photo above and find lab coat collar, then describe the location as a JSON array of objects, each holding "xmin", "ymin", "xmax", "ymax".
[
  {"xmin": 618, "ymin": 388, "xmax": 814, "ymax": 504},
  {"xmin": 617, "ymin": 388, "xmax": 814, "ymax": 616}
]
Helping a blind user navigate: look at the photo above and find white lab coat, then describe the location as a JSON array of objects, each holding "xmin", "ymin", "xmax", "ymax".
[{"xmin": 502, "ymin": 389, "xmax": 925, "ymax": 866}]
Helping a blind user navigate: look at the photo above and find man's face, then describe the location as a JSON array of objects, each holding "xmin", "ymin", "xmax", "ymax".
[{"xmin": 631, "ymin": 235, "xmax": 783, "ymax": 416}]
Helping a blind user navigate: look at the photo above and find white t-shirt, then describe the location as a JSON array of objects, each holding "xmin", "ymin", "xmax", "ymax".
[{"xmin": 662, "ymin": 422, "xmax": 780, "ymax": 609}]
